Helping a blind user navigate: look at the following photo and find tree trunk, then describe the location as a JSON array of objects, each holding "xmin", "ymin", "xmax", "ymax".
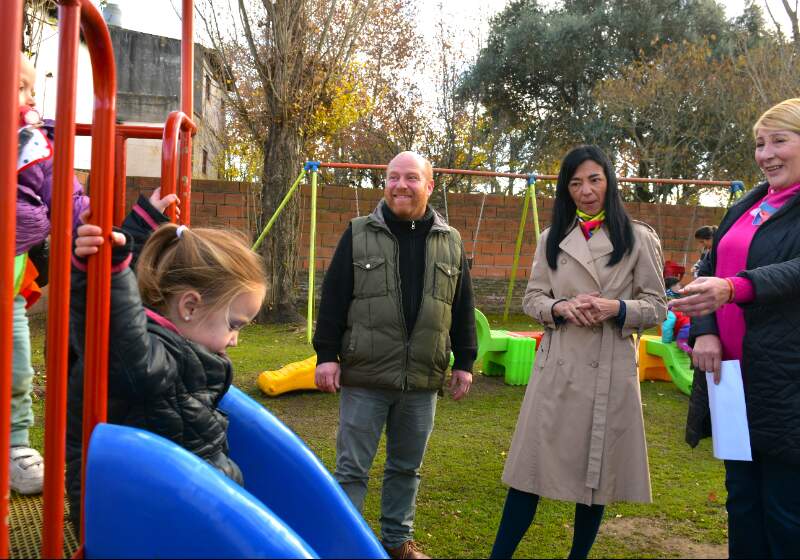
[{"xmin": 258, "ymin": 121, "xmax": 304, "ymax": 324}]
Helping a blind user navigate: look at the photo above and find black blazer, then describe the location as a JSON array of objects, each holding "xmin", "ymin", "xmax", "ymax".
[{"xmin": 686, "ymin": 182, "xmax": 800, "ymax": 464}]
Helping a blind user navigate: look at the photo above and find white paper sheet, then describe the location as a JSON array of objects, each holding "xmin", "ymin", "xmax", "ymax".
[{"xmin": 706, "ymin": 360, "xmax": 752, "ymax": 461}]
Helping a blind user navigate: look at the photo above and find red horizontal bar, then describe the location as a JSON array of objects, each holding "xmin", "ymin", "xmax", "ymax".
[
  {"xmin": 318, "ymin": 162, "xmax": 735, "ymax": 187},
  {"xmin": 76, "ymin": 122, "xmax": 164, "ymax": 139}
]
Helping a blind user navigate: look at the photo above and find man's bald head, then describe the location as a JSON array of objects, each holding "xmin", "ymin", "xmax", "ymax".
[
  {"xmin": 389, "ymin": 151, "xmax": 433, "ymax": 183},
  {"xmin": 384, "ymin": 151, "xmax": 435, "ymax": 220}
]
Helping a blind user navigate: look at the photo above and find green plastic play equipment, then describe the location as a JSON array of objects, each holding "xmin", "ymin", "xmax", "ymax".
[
  {"xmin": 641, "ymin": 334, "xmax": 693, "ymax": 395},
  {"xmin": 474, "ymin": 309, "xmax": 538, "ymax": 386}
]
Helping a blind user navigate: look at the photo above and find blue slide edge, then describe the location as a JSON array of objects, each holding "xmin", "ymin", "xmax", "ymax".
[
  {"xmin": 221, "ymin": 386, "xmax": 388, "ymax": 559},
  {"xmin": 84, "ymin": 422, "xmax": 317, "ymax": 559}
]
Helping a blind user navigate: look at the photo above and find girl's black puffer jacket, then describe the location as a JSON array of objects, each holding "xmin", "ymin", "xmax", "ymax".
[{"xmin": 66, "ymin": 196, "xmax": 242, "ymax": 525}]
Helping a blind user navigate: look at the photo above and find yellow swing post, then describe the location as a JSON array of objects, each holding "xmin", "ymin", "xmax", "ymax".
[
  {"xmin": 503, "ymin": 175, "xmax": 539, "ymax": 321},
  {"xmin": 306, "ymin": 162, "xmax": 320, "ymax": 344}
]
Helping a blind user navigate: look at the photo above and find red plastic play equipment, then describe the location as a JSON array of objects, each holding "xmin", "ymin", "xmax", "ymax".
[
  {"xmin": 0, "ymin": 1, "xmax": 197, "ymax": 556},
  {"xmin": 0, "ymin": 2, "xmax": 24, "ymax": 556},
  {"xmin": 663, "ymin": 260, "xmax": 687, "ymax": 279}
]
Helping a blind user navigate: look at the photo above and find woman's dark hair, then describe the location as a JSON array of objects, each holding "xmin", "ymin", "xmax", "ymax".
[
  {"xmin": 664, "ymin": 277, "xmax": 681, "ymax": 290},
  {"xmin": 694, "ymin": 225, "xmax": 717, "ymax": 240},
  {"xmin": 546, "ymin": 145, "xmax": 634, "ymax": 269}
]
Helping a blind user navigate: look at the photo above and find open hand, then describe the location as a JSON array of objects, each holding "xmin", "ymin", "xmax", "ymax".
[
  {"xmin": 449, "ymin": 369, "xmax": 472, "ymax": 401},
  {"xmin": 670, "ymin": 277, "xmax": 731, "ymax": 317}
]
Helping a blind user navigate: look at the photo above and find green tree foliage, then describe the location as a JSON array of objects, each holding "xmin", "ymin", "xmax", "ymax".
[
  {"xmin": 593, "ymin": 40, "xmax": 757, "ymax": 202},
  {"xmin": 314, "ymin": 0, "xmax": 430, "ymax": 189},
  {"xmin": 463, "ymin": 0, "xmax": 744, "ymax": 178},
  {"xmin": 198, "ymin": 0, "xmax": 378, "ymax": 323}
]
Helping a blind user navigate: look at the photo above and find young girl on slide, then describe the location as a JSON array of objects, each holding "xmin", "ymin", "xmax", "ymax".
[{"xmin": 66, "ymin": 200, "xmax": 266, "ymax": 527}]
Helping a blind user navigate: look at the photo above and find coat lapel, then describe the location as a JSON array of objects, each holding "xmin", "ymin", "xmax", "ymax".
[
  {"xmin": 588, "ymin": 225, "xmax": 614, "ymax": 263},
  {"xmin": 559, "ymin": 223, "xmax": 602, "ymax": 288}
]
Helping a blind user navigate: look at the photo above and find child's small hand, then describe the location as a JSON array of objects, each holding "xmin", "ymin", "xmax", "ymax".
[
  {"xmin": 74, "ymin": 224, "xmax": 126, "ymax": 257},
  {"xmin": 149, "ymin": 187, "xmax": 180, "ymax": 217}
]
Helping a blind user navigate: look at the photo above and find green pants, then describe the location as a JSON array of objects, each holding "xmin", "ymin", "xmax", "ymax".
[
  {"xmin": 12, "ymin": 295, "xmax": 35, "ymax": 447},
  {"xmin": 334, "ymin": 386, "xmax": 437, "ymax": 548}
]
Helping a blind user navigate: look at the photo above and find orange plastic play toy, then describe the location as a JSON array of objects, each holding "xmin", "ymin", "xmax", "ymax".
[{"xmin": 637, "ymin": 335, "xmax": 672, "ymax": 382}]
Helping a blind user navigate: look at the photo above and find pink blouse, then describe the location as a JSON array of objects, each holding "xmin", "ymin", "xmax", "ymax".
[{"xmin": 715, "ymin": 182, "xmax": 800, "ymax": 360}]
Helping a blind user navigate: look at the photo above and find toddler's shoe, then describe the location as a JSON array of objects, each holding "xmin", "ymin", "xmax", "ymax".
[{"xmin": 10, "ymin": 446, "xmax": 44, "ymax": 495}]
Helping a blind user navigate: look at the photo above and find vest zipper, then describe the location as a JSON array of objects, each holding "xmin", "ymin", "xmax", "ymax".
[
  {"xmin": 411, "ymin": 220, "xmax": 415, "ymax": 230},
  {"xmin": 390, "ymin": 232, "xmax": 410, "ymax": 390}
]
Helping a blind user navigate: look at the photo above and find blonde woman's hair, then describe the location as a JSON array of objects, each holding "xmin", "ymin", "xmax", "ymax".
[
  {"xmin": 136, "ymin": 224, "xmax": 266, "ymax": 315},
  {"xmin": 753, "ymin": 98, "xmax": 800, "ymax": 138}
]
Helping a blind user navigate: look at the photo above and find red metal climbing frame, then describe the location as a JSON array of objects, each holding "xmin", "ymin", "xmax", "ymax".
[{"xmin": 0, "ymin": 0, "xmax": 196, "ymax": 556}]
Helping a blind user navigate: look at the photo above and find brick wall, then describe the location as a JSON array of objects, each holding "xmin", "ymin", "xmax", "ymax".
[
  {"xmin": 124, "ymin": 176, "xmax": 259, "ymax": 233},
  {"xmin": 123, "ymin": 178, "xmax": 727, "ymax": 312},
  {"xmin": 290, "ymin": 185, "xmax": 726, "ymax": 279}
]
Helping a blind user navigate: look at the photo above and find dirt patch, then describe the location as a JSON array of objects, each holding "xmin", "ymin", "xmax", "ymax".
[{"xmin": 602, "ymin": 516, "xmax": 727, "ymax": 559}]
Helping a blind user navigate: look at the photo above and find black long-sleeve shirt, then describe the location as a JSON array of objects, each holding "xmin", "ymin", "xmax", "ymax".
[{"xmin": 313, "ymin": 204, "xmax": 477, "ymax": 373}]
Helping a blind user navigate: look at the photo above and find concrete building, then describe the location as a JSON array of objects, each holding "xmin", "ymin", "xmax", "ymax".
[
  {"xmin": 110, "ymin": 25, "xmax": 227, "ymax": 179},
  {"xmin": 28, "ymin": 3, "xmax": 226, "ymax": 179}
]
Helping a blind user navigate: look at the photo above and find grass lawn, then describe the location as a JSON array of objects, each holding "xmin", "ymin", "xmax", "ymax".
[{"xmin": 26, "ymin": 312, "xmax": 727, "ymax": 558}]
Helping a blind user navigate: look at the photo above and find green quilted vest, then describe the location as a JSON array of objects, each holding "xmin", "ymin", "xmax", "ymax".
[{"xmin": 340, "ymin": 202, "xmax": 462, "ymax": 391}]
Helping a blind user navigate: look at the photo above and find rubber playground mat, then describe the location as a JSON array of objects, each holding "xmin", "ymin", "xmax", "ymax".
[{"xmin": 9, "ymin": 493, "xmax": 78, "ymax": 558}]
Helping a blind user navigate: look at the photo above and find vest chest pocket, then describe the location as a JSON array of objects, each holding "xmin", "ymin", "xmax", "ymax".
[
  {"xmin": 433, "ymin": 261, "xmax": 460, "ymax": 303},
  {"xmin": 353, "ymin": 257, "xmax": 388, "ymax": 298}
]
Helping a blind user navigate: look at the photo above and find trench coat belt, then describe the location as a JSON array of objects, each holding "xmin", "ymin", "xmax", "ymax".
[{"xmin": 585, "ymin": 322, "xmax": 615, "ymax": 489}]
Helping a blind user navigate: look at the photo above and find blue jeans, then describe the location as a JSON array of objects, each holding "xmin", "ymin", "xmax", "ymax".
[
  {"xmin": 12, "ymin": 295, "xmax": 35, "ymax": 447},
  {"xmin": 725, "ymin": 454, "xmax": 800, "ymax": 558},
  {"xmin": 334, "ymin": 386, "xmax": 437, "ymax": 548}
]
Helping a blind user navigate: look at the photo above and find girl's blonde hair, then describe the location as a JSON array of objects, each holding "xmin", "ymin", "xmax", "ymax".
[
  {"xmin": 753, "ymin": 98, "xmax": 800, "ymax": 138},
  {"xmin": 137, "ymin": 224, "xmax": 266, "ymax": 315}
]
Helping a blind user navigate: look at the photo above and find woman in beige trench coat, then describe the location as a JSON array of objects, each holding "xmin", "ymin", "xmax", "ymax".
[{"xmin": 490, "ymin": 146, "xmax": 666, "ymax": 559}]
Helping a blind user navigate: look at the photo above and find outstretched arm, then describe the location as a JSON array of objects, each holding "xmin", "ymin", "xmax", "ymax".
[{"xmin": 71, "ymin": 220, "xmax": 178, "ymax": 398}]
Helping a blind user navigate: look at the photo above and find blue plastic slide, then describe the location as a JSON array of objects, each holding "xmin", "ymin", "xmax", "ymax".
[
  {"xmin": 83, "ymin": 386, "xmax": 387, "ymax": 558},
  {"xmin": 221, "ymin": 386, "xmax": 387, "ymax": 559},
  {"xmin": 84, "ymin": 423, "xmax": 316, "ymax": 558}
]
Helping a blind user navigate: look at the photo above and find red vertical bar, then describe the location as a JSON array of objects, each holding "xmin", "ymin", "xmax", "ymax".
[
  {"xmin": 40, "ymin": 2, "xmax": 81, "ymax": 556},
  {"xmin": 160, "ymin": 112, "xmax": 181, "ymax": 223},
  {"xmin": 77, "ymin": 0, "xmax": 116, "ymax": 543},
  {"xmin": 181, "ymin": 0, "xmax": 193, "ymax": 119},
  {"xmin": 113, "ymin": 134, "xmax": 127, "ymax": 225},
  {"xmin": 181, "ymin": 0, "xmax": 194, "ymax": 225},
  {"xmin": 0, "ymin": 3, "xmax": 23, "ymax": 557},
  {"xmin": 160, "ymin": 113, "xmax": 196, "ymax": 224},
  {"xmin": 179, "ymin": 131, "xmax": 192, "ymax": 225}
]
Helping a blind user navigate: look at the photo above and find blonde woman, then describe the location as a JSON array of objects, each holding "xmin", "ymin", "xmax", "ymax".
[{"xmin": 674, "ymin": 98, "xmax": 800, "ymax": 559}]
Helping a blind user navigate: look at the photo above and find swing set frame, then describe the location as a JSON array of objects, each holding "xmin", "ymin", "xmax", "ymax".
[{"xmin": 252, "ymin": 161, "xmax": 742, "ymax": 343}]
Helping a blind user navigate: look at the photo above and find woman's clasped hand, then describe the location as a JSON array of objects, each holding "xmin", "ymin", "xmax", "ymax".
[{"xmin": 553, "ymin": 293, "xmax": 621, "ymax": 326}]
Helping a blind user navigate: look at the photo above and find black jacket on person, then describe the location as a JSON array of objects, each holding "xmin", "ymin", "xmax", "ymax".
[
  {"xmin": 66, "ymin": 196, "xmax": 242, "ymax": 525},
  {"xmin": 686, "ymin": 182, "xmax": 800, "ymax": 464},
  {"xmin": 313, "ymin": 203, "xmax": 477, "ymax": 375}
]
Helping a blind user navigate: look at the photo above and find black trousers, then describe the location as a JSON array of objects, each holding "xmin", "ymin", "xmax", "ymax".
[{"xmin": 725, "ymin": 454, "xmax": 800, "ymax": 559}]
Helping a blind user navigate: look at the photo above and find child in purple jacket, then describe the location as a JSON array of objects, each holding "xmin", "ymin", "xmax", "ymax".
[{"xmin": 12, "ymin": 53, "xmax": 89, "ymax": 494}]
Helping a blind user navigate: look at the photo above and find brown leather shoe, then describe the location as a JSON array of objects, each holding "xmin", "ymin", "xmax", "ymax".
[{"xmin": 383, "ymin": 540, "xmax": 430, "ymax": 559}]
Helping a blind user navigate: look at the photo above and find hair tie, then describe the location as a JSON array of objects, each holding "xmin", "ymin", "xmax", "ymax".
[{"xmin": 176, "ymin": 225, "xmax": 188, "ymax": 239}]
